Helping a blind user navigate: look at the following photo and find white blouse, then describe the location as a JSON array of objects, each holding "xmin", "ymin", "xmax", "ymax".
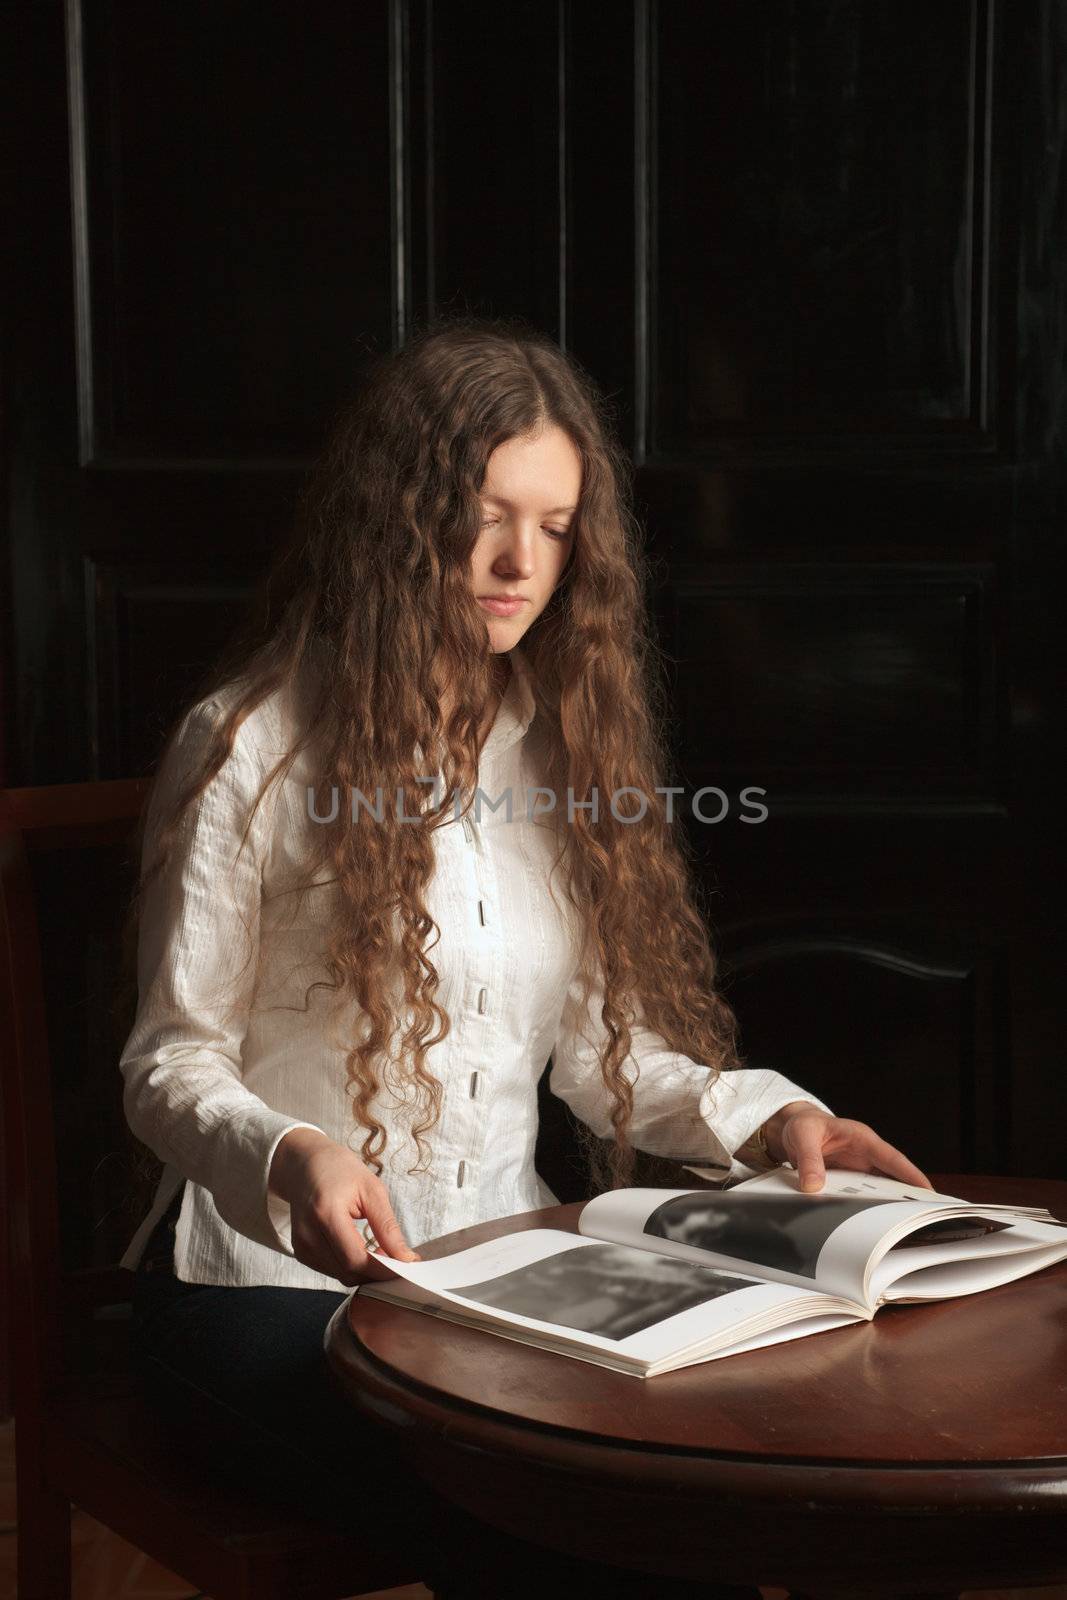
[{"xmin": 119, "ymin": 642, "xmax": 831, "ymax": 1290}]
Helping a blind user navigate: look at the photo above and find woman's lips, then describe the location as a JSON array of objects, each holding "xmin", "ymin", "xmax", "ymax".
[{"xmin": 478, "ymin": 596, "xmax": 527, "ymax": 616}]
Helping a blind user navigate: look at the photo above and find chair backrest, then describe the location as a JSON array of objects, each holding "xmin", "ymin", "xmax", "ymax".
[{"xmin": 0, "ymin": 779, "xmax": 150, "ymax": 1415}]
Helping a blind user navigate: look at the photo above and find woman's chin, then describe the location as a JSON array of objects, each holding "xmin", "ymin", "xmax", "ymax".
[{"xmin": 485, "ymin": 617, "xmax": 525, "ymax": 650}]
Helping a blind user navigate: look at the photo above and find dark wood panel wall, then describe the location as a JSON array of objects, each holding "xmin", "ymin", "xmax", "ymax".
[{"xmin": 3, "ymin": 1, "xmax": 1064, "ymax": 1267}]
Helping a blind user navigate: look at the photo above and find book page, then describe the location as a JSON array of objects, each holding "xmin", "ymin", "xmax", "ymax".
[
  {"xmin": 688, "ymin": 1165, "xmax": 1057, "ymax": 1222},
  {"xmin": 869, "ymin": 1219, "xmax": 1067, "ymax": 1302},
  {"xmin": 579, "ymin": 1171, "xmax": 975, "ymax": 1302},
  {"xmin": 358, "ymin": 1224, "xmax": 860, "ymax": 1373},
  {"xmin": 729, "ymin": 1168, "xmax": 962, "ymax": 1203}
]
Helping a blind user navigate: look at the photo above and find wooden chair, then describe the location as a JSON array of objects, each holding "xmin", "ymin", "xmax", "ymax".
[{"xmin": 0, "ymin": 779, "xmax": 421, "ymax": 1600}]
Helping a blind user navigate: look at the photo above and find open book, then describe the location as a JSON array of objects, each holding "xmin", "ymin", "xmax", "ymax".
[{"xmin": 356, "ymin": 1167, "xmax": 1067, "ymax": 1378}]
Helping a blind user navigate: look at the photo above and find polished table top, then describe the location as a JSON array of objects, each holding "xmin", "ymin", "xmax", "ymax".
[{"xmin": 325, "ymin": 1174, "xmax": 1067, "ymax": 1596}]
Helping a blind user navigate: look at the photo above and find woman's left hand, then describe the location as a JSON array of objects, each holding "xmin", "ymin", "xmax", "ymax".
[{"xmin": 763, "ymin": 1101, "xmax": 935, "ymax": 1193}]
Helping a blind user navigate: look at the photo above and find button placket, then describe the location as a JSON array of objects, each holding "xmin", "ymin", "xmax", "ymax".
[
  {"xmin": 469, "ymin": 985, "xmax": 488, "ymax": 1096},
  {"xmin": 458, "ymin": 781, "xmax": 501, "ymax": 1199},
  {"xmin": 473, "ymin": 814, "xmax": 500, "ymax": 934},
  {"xmin": 456, "ymin": 1155, "xmax": 482, "ymax": 1188},
  {"xmin": 459, "ymin": 854, "xmax": 495, "ymax": 1184},
  {"xmin": 461, "ymin": 806, "xmax": 494, "ymax": 931},
  {"xmin": 458, "ymin": 973, "xmax": 492, "ymax": 1182}
]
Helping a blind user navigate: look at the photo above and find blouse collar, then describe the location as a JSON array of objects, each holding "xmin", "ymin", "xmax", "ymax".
[
  {"xmin": 413, "ymin": 641, "xmax": 537, "ymax": 776},
  {"xmin": 480, "ymin": 642, "xmax": 537, "ymax": 762}
]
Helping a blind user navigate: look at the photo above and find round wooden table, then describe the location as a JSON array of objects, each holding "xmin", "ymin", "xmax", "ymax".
[{"xmin": 324, "ymin": 1174, "xmax": 1067, "ymax": 1599}]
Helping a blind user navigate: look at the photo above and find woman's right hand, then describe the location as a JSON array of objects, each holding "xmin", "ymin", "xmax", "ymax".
[{"xmin": 268, "ymin": 1126, "xmax": 422, "ymax": 1286}]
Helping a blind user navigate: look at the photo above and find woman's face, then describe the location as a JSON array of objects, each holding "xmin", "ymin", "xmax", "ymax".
[{"xmin": 471, "ymin": 424, "xmax": 581, "ymax": 652}]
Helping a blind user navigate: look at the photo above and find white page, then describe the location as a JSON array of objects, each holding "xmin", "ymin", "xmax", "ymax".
[
  {"xmin": 690, "ymin": 1165, "xmax": 1058, "ymax": 1221},
  {"xmin": 582, "ymin": 1172, "xmax": 1057, "ymax": 1305},
  {"xmin": 872, "ymin": 1224, "xmax": 1067, "ymax": 1302},
  {"xmin": 653, "ymin": 1310, "xmax": 862, "ymax": 1373},
  {"xmin": 358, "ymin": 1225, "xmax": 853, "ymax": 1367},
  {"xmin": 362, "ymin": 1291, "xmax": 864, "ymax": 1378},
  {"xmin": 580, "ymin": 1183, "xmax": 942, "ymax": 1304},
  {"xmin": 820, "ymin": 1207, "xmax": 1067, "ymax": 1304},
  {"xmin": 726, "ymin": 1168, "xmax": 967, "ymax": 1204}
]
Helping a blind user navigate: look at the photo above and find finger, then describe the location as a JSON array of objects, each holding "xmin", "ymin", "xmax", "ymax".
[
  {"xmin": 351, "ymin": 1249, "xmax": 405, "ymax": 1284},
  {"xmin": 312, "ymin": 1211, "xmax": 393, "ymax": 1286},
  {"xmin": 292, "ymin": 1215, "xmax": 359, "ymax": 1284},
  {"xmin": 316, "ymin": 1203, "xmax": 422, "ymax": 1286},
  {"xmin": 367, "ymin": 1237, "xmax": 423, "ymax": 1263},
  {"xmin": 787, "ymin": 1121, "xmax": 828, "ymax": 1193},
  {"xmin": 863, "ymin": 1135, "xmax": 936, "ymax": 1190},
  {"xmin": 361, "ymin": 1190, "xmax": 420, "ymax": 1262}
]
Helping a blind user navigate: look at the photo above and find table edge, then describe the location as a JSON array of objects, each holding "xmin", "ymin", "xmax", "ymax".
[{"xmin": 330, "ymin": 1308, "xmax": 1067, "ymax": 1503}]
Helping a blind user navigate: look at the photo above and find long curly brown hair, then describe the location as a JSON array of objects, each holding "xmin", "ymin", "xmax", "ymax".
[{"xmin": 119, "ymin": 313, "xmax": 743, "ymax": 1202}]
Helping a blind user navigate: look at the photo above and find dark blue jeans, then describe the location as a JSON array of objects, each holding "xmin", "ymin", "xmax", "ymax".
[{"xmin": 130, "ymin": 1203, "xmax": 762, "ymax": 1599}]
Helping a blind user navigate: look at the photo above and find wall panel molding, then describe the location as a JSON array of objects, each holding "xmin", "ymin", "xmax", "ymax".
[
  {"xmin": 85, "ymin": 556, "xmax": 253, "ymax": 779},
  {"xmin": 660, "ymin": 561, "xmax": 1003, "ymax": 814},
  {"xmin": 65, "ymin": 0, "xmax": 393, "ymax": 470},
  {"xmin": 647, "ymin": 0, "xmax": 1009, "ymax": 465}
]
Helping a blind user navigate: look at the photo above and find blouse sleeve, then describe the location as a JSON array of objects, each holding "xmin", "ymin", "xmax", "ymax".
[
  {"xmin": 119, "ymin": 697, "xmax": 327, "ymax": 1256},
  {"xmin": 548, "ymin": 962, "xmax": 833, "ymax": 1184}
]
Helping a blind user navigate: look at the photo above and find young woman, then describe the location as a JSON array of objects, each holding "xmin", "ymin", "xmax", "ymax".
[{"xmin": 120, "ymin": 316, "xmax": 932, "ymax": 1599}]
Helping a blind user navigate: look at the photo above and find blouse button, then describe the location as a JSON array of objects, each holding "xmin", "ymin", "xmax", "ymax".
[{"xmin": 477, "ymin": 987, "xmax": 488, "ymax": 1014}]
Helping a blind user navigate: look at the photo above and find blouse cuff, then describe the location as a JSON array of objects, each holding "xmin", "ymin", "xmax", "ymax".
[
  {"xmin": 210, "ymin": 1112, "xmax": 330, "ymax": 1257},
  {"xmin": 697, "ymin": 1069, "xmax": 834, "ymax": 1185}
]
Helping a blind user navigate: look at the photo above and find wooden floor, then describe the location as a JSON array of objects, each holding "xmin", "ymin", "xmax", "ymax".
[{"xmin": 2, "ymin": 1420, "xmax": 1065, "ymax": 1600}]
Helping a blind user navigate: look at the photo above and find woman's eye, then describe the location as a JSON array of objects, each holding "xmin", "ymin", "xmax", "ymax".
[
  {"xmin": 478, "ymin": 515, "xmax": 571, "ymax": 539},
  {"xmin": 483, "ymin": 521, "xmax": 572, "ymax": 540}
]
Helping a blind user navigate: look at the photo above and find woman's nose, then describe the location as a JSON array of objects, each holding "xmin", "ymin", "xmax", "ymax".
[{"xmin": 496, "ymin": 527, "xmax": 538, "ymax": 575}]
